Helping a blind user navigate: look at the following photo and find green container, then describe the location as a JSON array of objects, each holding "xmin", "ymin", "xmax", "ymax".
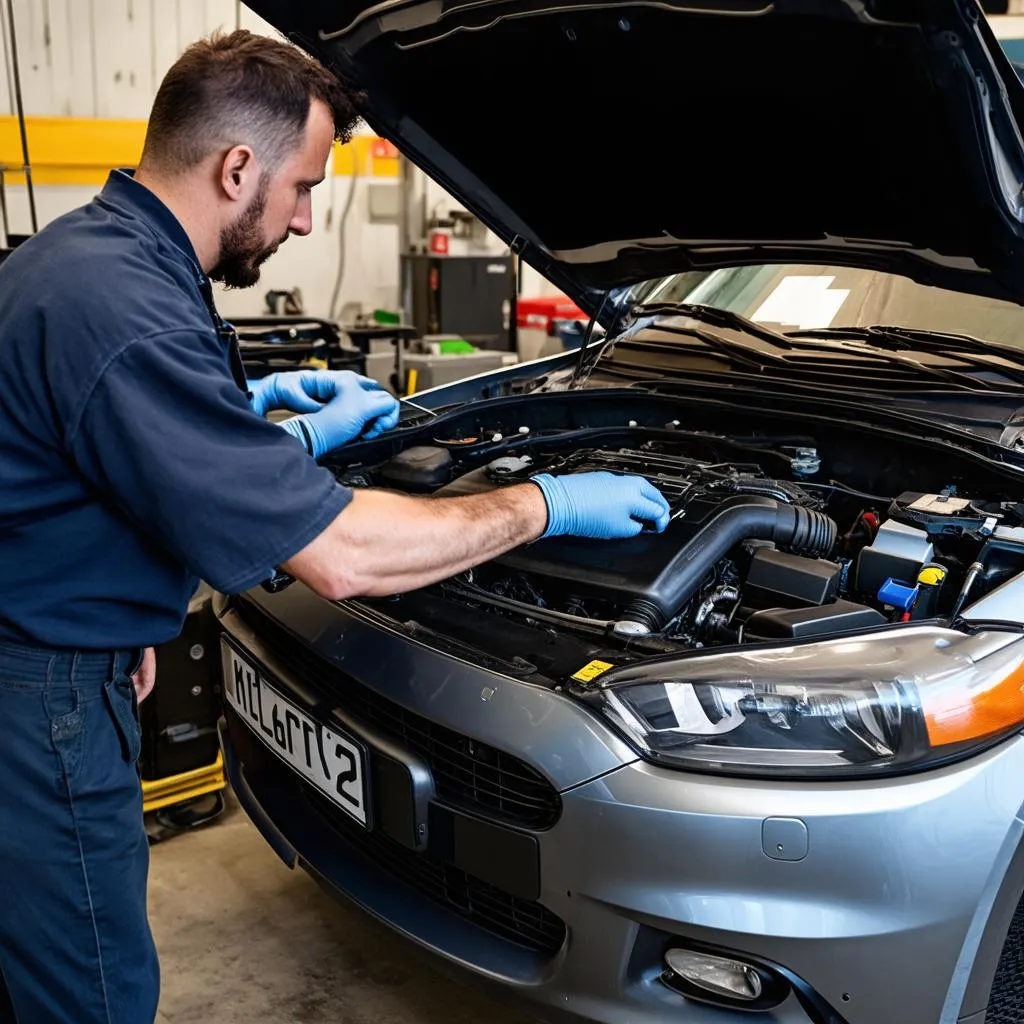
[{"xmin": 437, "ymin": 338, "xmax": 476, "ymax": 354}]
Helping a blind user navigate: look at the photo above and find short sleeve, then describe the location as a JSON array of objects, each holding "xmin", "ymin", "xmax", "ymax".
[{"xmin": 67, "ymin": 328, "xmax": 352, "ymax": 594}]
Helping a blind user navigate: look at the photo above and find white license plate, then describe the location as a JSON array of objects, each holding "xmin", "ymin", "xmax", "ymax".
[{"xmin": 223, "ymin": 643, "xmax": 369, "ymax": 827}]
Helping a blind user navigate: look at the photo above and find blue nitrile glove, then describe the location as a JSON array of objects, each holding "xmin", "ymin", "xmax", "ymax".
[
  {"xmin": 278, "ymin": 377, "xmax": 400, "ymax": 457},
  {"xmin": 248, "ymin": 371, "xmax": 326, "ymax": 418},
  {"xmin": 532, "ymin": 472, "xmax": 671, "ymax": 540},
  {"xmin": 286, "ymin": 370, "xmax": 400, "ymax": 440}
]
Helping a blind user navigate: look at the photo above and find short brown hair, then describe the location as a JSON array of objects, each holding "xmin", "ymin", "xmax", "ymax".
[{"xmin": 140, "ymin": 29, "xmax": 362, "ymax": 175}]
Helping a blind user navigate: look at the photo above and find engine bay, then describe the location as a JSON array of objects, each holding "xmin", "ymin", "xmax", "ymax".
[
  {"xmin": 325, "ymin": 393, "xmax": 1024, "ymax": 680},
  {"xmin": 434, "ymin": 444, "xmax": 839, "ymax": 638}
]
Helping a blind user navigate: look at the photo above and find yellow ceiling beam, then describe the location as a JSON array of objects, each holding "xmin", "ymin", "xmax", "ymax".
[{"xmin": 0, "ymin": 117, "xmax": 397, "ymax": 186}]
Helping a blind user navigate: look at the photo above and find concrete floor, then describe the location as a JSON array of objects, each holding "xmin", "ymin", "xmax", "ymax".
[{"xmin": 149, "ymin": 793, "xmax": 536, "ymax": 1024}]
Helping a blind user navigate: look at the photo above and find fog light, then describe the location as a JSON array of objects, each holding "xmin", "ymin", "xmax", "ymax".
[
  {"xmin": 665, "ymin": 949, "xmax": 763, "ymax": 1001},
  {"xmin": 660, "ymin": 945, "xmax": 792, "ymax": 1011}
]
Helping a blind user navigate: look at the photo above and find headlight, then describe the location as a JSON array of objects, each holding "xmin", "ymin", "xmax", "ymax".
[{"xmin": 596, "ymin": 627, "xmax": 1024, "ymax": 778}]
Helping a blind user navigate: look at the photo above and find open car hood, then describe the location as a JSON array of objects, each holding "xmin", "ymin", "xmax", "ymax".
[{"xmin": 244, "ymin": 0, "xmax": 1024, "ymax": 316}]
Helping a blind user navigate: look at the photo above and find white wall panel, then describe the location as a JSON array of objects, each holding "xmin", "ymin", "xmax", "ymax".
[
  {"xmin": 990, "ymin": 14, "xmax": 1024, "ymax": 36},
  {"xmin": 0, "ymin": 9, "xmax": 12, "ymax": 115},
  {"xmin": 6, "ymin": 0, "xmax": 48, "ymax": 114},
  {"xmin": 67, "ymin": 0, "xmax": 100, "ymax": 116},
  {"xmin": 236, "ymin": 4, "xmax": 277, "ymax": 37},
  {"xmin": 93, "ymin": 0, "xmax": 157, "ymax": 119},
  {"xmin": 149, "ymin": 0, "xmax": 179, "ymax": 97},
  {"xmin": 202, "ymin": 0, "xmax": 239, "ymax": 36},
  {"xmin": 0, "ymin": 1, "xmax": 265, "ymax": 118},
  {"xmin": 173, "ymin": 0, "xmax": 207, "ymax": 59},
  {"xmin": 4, "ymin": 181, "xmax": 100, "ymax": 234},
  {"xmin": 8, "ymin": 0, "xmax": 90, "ymax": 116}
]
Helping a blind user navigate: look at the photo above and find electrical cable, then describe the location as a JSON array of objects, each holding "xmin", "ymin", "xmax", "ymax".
[
  {"xmin": 443, "ymin": 579, "xmax": 614, "ymax": 632},
  {"xmin": 329, "ymin": 138, "xmax": 360, "ymax": 320},
  {"xmin": 5, "ymin": 0, "xmax": 36, "ymax": 234},
  {"xmin": 950, "ymin": 560, "xmax": 985, "ymax": 622},
  {"xmin": 0, "ymin": 0, "xmax": 11, "ymax": 245},
  {"xmin": 0, "ymin": 1, "xmax": 14, "ymax": 118},
  {"xmin": 800, "ymin": 481, "xmax": 894, "ymax": 504},
  {"xmin": 0, "ymin": 169, "xmax": 9, "ymax": 247}
]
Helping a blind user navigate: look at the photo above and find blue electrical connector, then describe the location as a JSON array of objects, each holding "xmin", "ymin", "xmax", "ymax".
[{"xmin": 877, "ymin": 577, "xmax": 920, "ymax": 612}]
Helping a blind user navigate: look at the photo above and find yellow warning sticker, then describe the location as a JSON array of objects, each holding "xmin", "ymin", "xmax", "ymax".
[{"xmin": 571, "ymin": 660, "xmax": 614, "ymax": 683}]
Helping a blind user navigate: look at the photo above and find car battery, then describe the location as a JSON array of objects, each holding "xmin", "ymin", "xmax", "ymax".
[
  {"xmin": 401, "ymin": 349, "xmax": 514, "ymax": 394},
  {"xmin": 140, "ymin": 584, "xmax": 223, "ymax": 784}
]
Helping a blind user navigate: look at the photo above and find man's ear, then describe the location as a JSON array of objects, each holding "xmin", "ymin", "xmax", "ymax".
[{"xmin": 219, "ymin": 144, "xmax": 258, "ymax": 202}]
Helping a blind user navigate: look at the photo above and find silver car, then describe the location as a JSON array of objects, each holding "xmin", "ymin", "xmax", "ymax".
[{"xmin": 218, "ymin": 3, "xmax": 1024, "ymax": 1021}]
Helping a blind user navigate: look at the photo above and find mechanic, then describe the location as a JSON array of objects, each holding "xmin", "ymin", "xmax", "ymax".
[{"xmin": 0, "ymin": 28, "xmax": 669, "ymax": 1024}]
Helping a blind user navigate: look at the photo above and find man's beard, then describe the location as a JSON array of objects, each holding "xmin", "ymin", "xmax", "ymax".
[{"xmin": 209, "ymin": 176, "xmax": 285, "ymax": 289}]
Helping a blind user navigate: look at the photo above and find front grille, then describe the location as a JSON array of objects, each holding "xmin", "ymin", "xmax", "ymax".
[
  {"xmin": 989, "ymin": 897, "xmax": 1024, "ymax": 1023},
  {"xmin": 235, "ymin": 598, "xmax": 562, "ymax": 830},
  {"xmin": 227, "ymin": 707, "xmax": 567, "ymax": 957},
  {"xmin": 306, "ymin": 786, "xmax": 567, "ymax": 956}
]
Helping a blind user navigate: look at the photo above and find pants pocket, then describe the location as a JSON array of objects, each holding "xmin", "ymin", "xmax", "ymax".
[
  {"xmin": 103, "ymin": 675, "xmax": 141, "ymax": 765},
  {"xmin": 50, "ymin": 689, "xmax": 86, "ymax": 783}
]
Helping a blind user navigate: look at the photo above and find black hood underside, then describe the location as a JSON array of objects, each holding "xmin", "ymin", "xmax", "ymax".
[{"xmin": 245, "ymin": 1, "xmax": 1024, "ymax": 314}]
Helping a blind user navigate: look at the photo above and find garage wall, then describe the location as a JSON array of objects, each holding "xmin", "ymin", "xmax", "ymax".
[
  {"xmin": 0, "ymin": 0, "xmax": 556, "ymax": 320},
  {"xmin": 0, "ymin": 0, "xmax": 411, "ymax": 318},
  {"xmin": 0, "ymin": 0, "xmax": 258, "ymax": 120}
]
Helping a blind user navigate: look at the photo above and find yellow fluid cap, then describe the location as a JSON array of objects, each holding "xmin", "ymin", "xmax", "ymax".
[
  {"xmin": 918, "ymin": 565, "xmax": 947, "ymax": 586},
  {"xmin": 571, "ymin": 660, "xmax": 614, "ymax": 683}
]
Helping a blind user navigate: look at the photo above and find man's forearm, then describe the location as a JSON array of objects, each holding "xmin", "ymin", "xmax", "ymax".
[{"xmin": 282, "ymin": 484, "xmax": 549, "ymax": 599}]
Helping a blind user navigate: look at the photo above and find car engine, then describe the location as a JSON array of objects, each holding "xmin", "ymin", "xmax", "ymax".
[
  {"xmin": 332, "ymin": 416, "xmax": 1024, "ymax": 667},
  {"xmin": 433, "ymin": 445, "xmax": 839, "ymax": 637}
]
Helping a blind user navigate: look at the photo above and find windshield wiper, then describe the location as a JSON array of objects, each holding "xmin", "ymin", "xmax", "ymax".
[
  {"xmin": 572, "ymin": 300, "xmax": 788, "ymax": 386},
  {"xmin": 783, "ymin": 324, "xmax": 1024, "ymax": 385},
  {"xmin": 632, "ymin": 302, "xmax": 797, "ymax": 349},
  {"xmin": 608, "ymin": 315, "xmax": 1007, "ymax": 392}
]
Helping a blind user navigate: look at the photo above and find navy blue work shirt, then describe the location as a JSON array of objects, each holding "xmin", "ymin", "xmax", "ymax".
[{"xmin": 0, "ymin": 169, "xmax": 353, "ymax": 649}]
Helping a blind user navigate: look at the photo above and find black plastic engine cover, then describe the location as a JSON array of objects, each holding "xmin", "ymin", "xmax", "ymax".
[
  {"xmin": 495, "ymin": 490, "xmax": 730, "ymax": 609},
  {"xmin": 444, "ymin": 446, "xmax": 835, "ymax": 626},
  {"xmin": 744, "ymin": 547, "xmax": 841, "ymax": 607},
  {"xmin": 496, "ymin": 489, "xmax": 835, "ymax": 624},
  {"xmin": 742, "ymin": 601, "xmax": 886, "ymax": 641}
]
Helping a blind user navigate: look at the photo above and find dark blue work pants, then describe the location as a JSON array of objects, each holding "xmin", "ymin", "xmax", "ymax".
[{"xmin": 0, "ymin": 642, "xmax": 159, "ymax": 1023}]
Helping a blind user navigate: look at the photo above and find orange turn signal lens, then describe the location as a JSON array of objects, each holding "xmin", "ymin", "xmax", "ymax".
[{"xmin": 922, "ymin": 637, "xmax": 1024, "ymax": 748}]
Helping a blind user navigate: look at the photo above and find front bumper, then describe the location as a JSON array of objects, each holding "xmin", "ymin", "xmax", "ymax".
[{"xmin": 217, "ymin": 590, "xmax": 1024, "ymax": 1024}]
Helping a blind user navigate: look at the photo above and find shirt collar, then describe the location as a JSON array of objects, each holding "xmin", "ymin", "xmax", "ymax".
[{"xmin": 99, "ymin": 168, "xmax": 204, "ymax": 279}]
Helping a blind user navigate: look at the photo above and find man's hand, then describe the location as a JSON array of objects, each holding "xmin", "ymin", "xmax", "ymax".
[
  {"xmin": 132, "ymin": 646, "xmax": 157, "ymax": 704},
  {"xmin": 279, "ymin": 373, "xmax": 400, "ymax": 456}
]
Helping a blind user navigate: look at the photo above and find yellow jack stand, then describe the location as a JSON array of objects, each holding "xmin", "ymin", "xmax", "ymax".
[
  {"xmin": 142, "ymin": 751, "xmax": 226, "ymax": 813},
  {"xmin": 142, "ymin": 753, "xmax": 228, "ymax": 841}
]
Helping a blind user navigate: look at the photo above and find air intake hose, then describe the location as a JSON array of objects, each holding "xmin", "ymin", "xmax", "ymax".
[{"xmin": 620, "ymin": 495, "xmax": 838, "ymax": 632}]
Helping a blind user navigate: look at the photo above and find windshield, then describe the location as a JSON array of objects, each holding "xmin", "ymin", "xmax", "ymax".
[{"xmin": 628, "ymin": 265, "xmax": 1024, "ymax": 348}]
